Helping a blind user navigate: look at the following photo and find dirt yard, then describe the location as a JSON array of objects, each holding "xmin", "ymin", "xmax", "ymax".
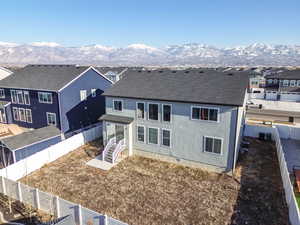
[{"xmin": 20, "ymin": 138, "xmax": 289, "ymax": 225}]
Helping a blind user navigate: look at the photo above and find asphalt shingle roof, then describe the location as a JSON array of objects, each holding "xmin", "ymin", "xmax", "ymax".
[
  {"xmin": 103, "ymin": 69, "xmax": 249, "ymax": 106},
  {"xmin": 0, "ymin": 65, "xmax": 89, "ymax": 91},
  {"xmin": 1, "ymin": 126, "xmax": 61, "ymax": 151},
  {"xmin": 265, "ymin": 69, "xmax": 300, "ymax": 79}
]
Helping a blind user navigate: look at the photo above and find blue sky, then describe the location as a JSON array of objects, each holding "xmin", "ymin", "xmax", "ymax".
[{"xmin": 1, "ymin": 0, "xmax": 299, "ymax": 47}]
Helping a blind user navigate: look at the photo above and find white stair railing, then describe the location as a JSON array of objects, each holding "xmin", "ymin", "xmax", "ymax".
[
  {"xmin": 112, "ymin": 139, "xmax": 126, "ymax": 164},
  {"xmin": 102, "ymin": 137, "xmax": 116, "ymax": 161}
]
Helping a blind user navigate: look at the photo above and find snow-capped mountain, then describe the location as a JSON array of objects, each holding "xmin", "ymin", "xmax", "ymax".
[{"xmin": 0, "ymin": 42, "xmax": 299, "ymax": 66}]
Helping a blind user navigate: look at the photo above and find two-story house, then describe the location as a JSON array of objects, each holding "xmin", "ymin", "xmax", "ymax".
[
  {"xmin": 99, "ymin": 69, "xmax": 248, "ymax": 172},
  {"xmin": 264, "ymin": 69, "xmax": 300, "ymax": 101},
  {"xmin": 0, "ymin": 64, "xmax": 112, "ymax": 134}
]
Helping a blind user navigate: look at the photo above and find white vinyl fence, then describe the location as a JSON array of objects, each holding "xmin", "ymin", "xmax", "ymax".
[
  {"xmin": 0, "ymin": 123, "xmax": 102, "ymax": 181},
  {"xmin": 244, "ymin": 124, "xmax": 300, "ymax": 225},
  {"xmin": 0, "ymin": 176, "xmax": 128, "ymax": 225}
]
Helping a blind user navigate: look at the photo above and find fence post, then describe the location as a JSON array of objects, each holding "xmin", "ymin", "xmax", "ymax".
[
  {"xmin": 17, "ymin": 182, "xmax": 22, "ymax": 202},
  {"xmin": 1, "ymin": 176, "xmax": 6, "ymax": 195},
  {"xmin": 77, "ymin": 204, "xmax": 83, "ymax": 225},
  {"xmin": 104, "ymin": 214, "xmax": 108, "ymax": 225},
  {"xmin": 54, "ymin": 196, "xmax": 60, "ymax": 218},
  {"xmin": 34, "ymin": 188, "xmax": 40, "ymax": 209}
]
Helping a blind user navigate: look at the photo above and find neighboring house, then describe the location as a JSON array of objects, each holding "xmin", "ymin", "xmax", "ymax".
[
  {"xmin": 0, "ymin": 125, "xmax": 61, "ymax": 167},
  {"xmin": 264, "ymin": 69, "xmax": 300, "ymax": 101},
  {"xmin": 99, "ymin": 69, "xmax": 249, "ymax": 172},
  {"xmin": 0, "ymin": 64, "xmax": 112, "ymax": 134},
  {"xmin": 95, "ymin": 67, "xmax": 128, "ymax": 83},
  {"xmin": 0, "ymin": 67, "xmax": 13, "ymax": 80}
]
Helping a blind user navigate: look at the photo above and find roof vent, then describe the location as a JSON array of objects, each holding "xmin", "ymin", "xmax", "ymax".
[
  {"xmin": 158, "ymin": 70, "xmax": 163, "ymax": 73},
  {"xmin": 172, "ymin": 71, "xmax": 176, "ymax": 73},
  {"xmin": 227, "ymin": 73, "xmax": 234, "ymax": 76},
  {"xmin": 199, "ymin": 71, "xmax": 204, "ymax": 73},
  {"xmin": 138, "ymin": 70, "xmax": 142, "ymax": 73},
  {"xmin": 184, "ymin": 71, "xmax": 190, "ymax": 74},
  {"xmin": 147, "ymin": 70, "xmax": 151, "ymax": 73}
]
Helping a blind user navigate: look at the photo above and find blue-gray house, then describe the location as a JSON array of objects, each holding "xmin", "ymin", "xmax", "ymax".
[
  {"xmin": 0, "ymin": 64, "xmax": 113, "ymax": 134},
  {"xmin": 99, "ymin": 69, "xmax": 249, "ymax": 172}
]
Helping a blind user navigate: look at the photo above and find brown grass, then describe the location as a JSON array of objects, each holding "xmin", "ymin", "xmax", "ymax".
[{"xmin": 20, "ymin": 139, "xmax": 289, "ymax": 225}]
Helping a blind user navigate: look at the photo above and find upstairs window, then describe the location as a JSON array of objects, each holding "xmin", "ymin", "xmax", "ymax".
[
  {"xmin": 80, "ymin": 90, "xmax": 87, "ymax": 101},
  {"xmin": 162, "ymin": 104, "xmax": 171, "ymax": 122},
  {"xmin": 91, "ymin": 89, "xmax": 96, "ymax": 97},
  {"xmin": 204, "ymin": 137, "xmax": 222, "ymax": 154},
  {"xmin": 290, "ymin": 80, "xmax": 296, "ymax": 87},
  {"xmin": 191, "ymin": 107, "xmax": 218, "ymax": 122},
  {"xmin": 136, "ymin": 102, "xmax": 145, "ymax": 119},
  {"xmin": 113, "ymin": 100, "xmax": 123, "ymax": 111},
  {"xmin": 148, "ymin": 103, "xmax": 159, "ymax": 120},
  {"xmin": 17, "ymin": 91, "xmax": 24, "ymax": 104},
  {"xmin": 283, "ymin": 80, "xmax": 289, "ymax": 87},
  {"xmin": 38, "ymin": 92, "xmax": 52, "ymax": 104},
  {"xmin": 10, "ymin": 90, "xmax": 17, "ymax": 103},
  {"xmin": 0, "ymin": 89, "xmax": 5, "ymax": 98},
  {"xmin": 24, "ymin": 91, "xmax": 30, "ymax": 105}
]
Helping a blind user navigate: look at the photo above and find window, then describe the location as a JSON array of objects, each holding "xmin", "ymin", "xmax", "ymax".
[
  {"xmin": 162, "ymin": 104, "xmax": 171, "ymax": 122},
  {"xmin": 38, "ymin": 92, "xmax": 52, "ymax": 104},
  {"xmin": 137, "ymin": 125, "xmax": 145, "ymax": 143},
  {"xmin": 268, "ymin": 79, "xmax": 273, "ymax": 84},
  {"xmin": 18, "ymin": 108, "xmax": 26, "ymax": 122},
  {"xmin": 274, "ymin": 79, "xmax": 278, "ymax": 84},
  {"xmin": 80, "ymin": 90, "xmax": 87, "ymax": 101},
  {"xmin": 283, "ymin": 80, "xmax": 289, "ymax": 86},
  {"xmin": 0, "ymin": 89, "xmax": 5, "ymax": 98},
  {"xmin": 204, "ymin": 137, "xmax": 222, "ymax": 154},
  {"xmin": 113, "ymin": 100, "xmax": 123, "ymax": 111},
  {"xmin": 297, "ymin": 80, "xmax": 300, "ymax": 87},
  {"xmin": 162, "ymin": 129, "xmax": 171, "ymax": 147},
  {"xmin": 24, "ymin": 91, "xmax": 30, "ymax": 105},
  {"xmin": 191, "ymin": 107, "xmax": 218, "ymax": 122},
  {"xmin": 148, "ymin": 103, "xmax": 158, "ymax": 120},
  {"xmin": 46, "ymin": 112, "xmax": 56, "ymax": 126},
  {"xmin": 12, "ymin": 107, "xmax": 19, "ymax": 121},
  {"xmin": 91, "ymin": 89, "xmax": 96, "ymax": 97},
  {"xmin": 136, "ymin": 102, "xmax": 145, "ymax": 119},
  {"xmin": 290, "ymin": 80, "xmax": 296, "ymax": 87},
  {"xmin": 10, "ymin": 90, "xmax": 17, "ymax": 103},
  {"xmin": 25, "ymin": 109, "xmax": 32, "ymax": 123},
  {"xmin": 148, "ymin": 127, "xmax": 159, "ymax": 145},
  {"xmin": 17, "ymin": 91, "xmax": 24, "ymax": 104}
]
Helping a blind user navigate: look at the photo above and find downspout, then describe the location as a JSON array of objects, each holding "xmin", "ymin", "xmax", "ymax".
[{"xmin": 57, "ymin": 91, "xmax": 64, "ymax": 139}]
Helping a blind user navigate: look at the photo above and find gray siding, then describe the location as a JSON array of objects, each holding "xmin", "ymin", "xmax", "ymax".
[
  {"xmin": 105, "ymin": 97, "xmax": 240, "ymax": 171},
  {"xmin": 59, "ymin": 69, "xmax": 112, "ymax": 133}
]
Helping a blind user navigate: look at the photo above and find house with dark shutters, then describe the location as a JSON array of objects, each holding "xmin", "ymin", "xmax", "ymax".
[
  {"xmin": 99, "ymin": 69, "xmax": 249, "ymax": 172},
  {"xmin": 0, "ymin": 64, "xmax": 112, "ymax": 134}
]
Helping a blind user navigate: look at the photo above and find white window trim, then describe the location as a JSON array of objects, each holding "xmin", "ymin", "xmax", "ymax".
[
  {"xmin": 162, "ymin": 104, "xmax": 172, "ymax": 123},
  {"xmin": 38, "ymin": 92, "xmax": 53, "ymax": 104},
  {"xmin": 10, "ymin": 90, "xmax": 17, "ymax": 103},
  {"xmin": 136, "ymin": 125, "xmax": 146, "ymax": 143},
  {"xmin": 91, "ymin": 88, "xmax": 96, "ymax": 97},
  {"xmin": 113, "ymin": 99, "xmax": 123, "ymax": 112},
  {"xmin": 18, "ymin": 108, "xmax": 26, "ymax": 122},
  {"xmin": 297, "ymin": 80, "xmax": 300, "ymax": 87},
  {"xmin": 46, "ymin": 112, "xmax": 57, "ymax": 126},
  {"xmin": 12, "ymin": 107, "xmax": 19, "ymax": 121},
  {"xmin": 23, "ymin": 91, "xmax": 30, "ymax": 105},
  {"xmin": 283, "ymin": 80, "xmax": 289, "ymax": 87},
  {"xmin": 0, "ymin": 89, "xmax": 5, "ymax": 99},
  {"xmin": 25, "ymin": 109, "xmax": 32, "ymax": 123},
  {"xmin": 203, "ymin": 136, "xmax": 223, "ymax": 155},
  {"xmin": 190, "ymin": 106, "xmax": 220, "ymax": 123},
  {"xmin": 147, "ymin": 102, "xmax": 159, "ymax": 121},
  {"xmin": 80, "ymin": 90, "xmax": 87, "ymax": 101},
  {"xmin": 148, "ymin": 127, "xmax": 159, "ymax": 145},
  {"xmin": 161, "ymin": 128, "xmax": 171, "ymax": 148},
  {"xmin": 17, "ymin": 90, "xmax": 24, "ymax": 104},
  {"xmin": 136, "ymin": 102, "xmax": 145, "ymax": 120}
]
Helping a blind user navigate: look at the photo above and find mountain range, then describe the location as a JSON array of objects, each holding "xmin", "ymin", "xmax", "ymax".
[{"xmin": 0, "ymin": 41, "xmax": 300, "ymax": 66}]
